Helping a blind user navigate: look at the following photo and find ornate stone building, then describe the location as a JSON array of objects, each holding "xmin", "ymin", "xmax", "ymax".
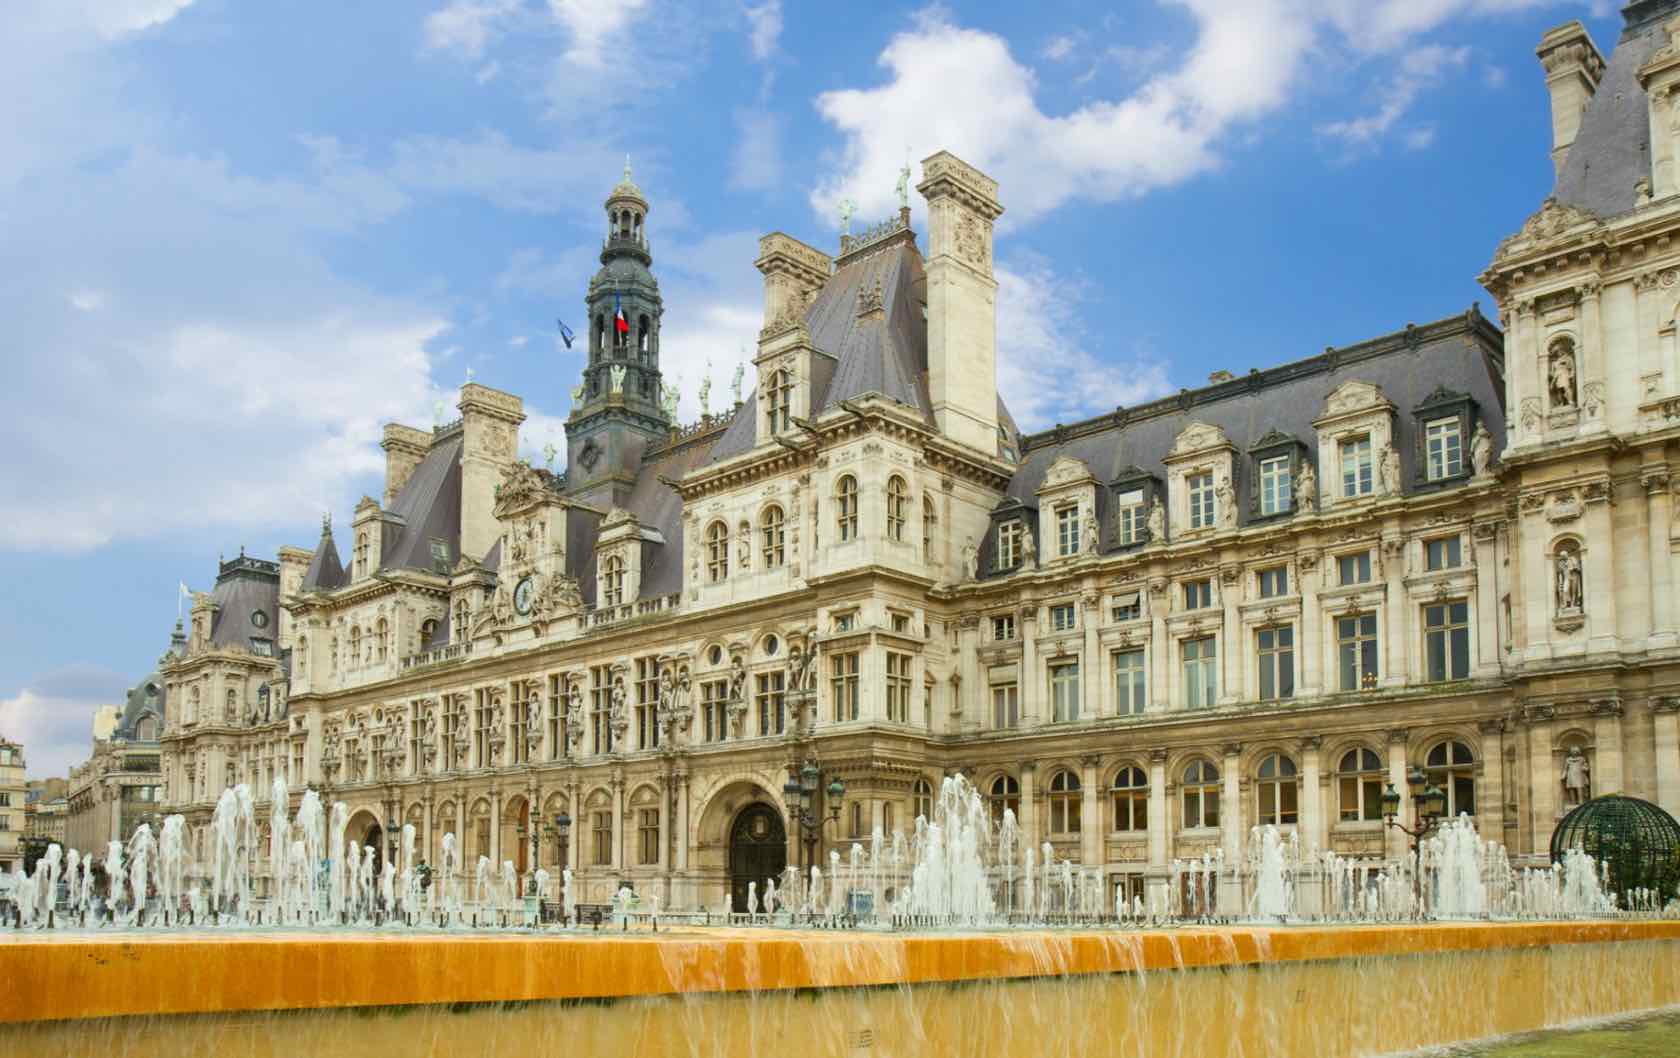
[
  {"xmin": 0, "ymin": 737, "xmax": 25, "ymax": 876},
  {"xmin": 153, "ymin": 5, "xmax": 1680, "ymax": 912},
  {"xmin": 66, "ymin": 651, "xmax": 172, "ymax": 856}
]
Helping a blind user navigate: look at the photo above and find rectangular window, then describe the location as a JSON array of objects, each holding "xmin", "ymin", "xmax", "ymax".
[
  {"xmin": 1115, "ymin": 489, "xmax": 1145, "ymax": 545},
  {"xmin": 991, "ymin": 614, "xmax": 1016, "ymax": 641},
  {"xmin": 1056, "ymin": 506, "xmax": 1080, "ymax": 557},
  {"xmin": 409, "ymin": 703, "xmax": 425, "ymax": 775},
  {"xmin": 1259, "ymin": 455, "xmax": 1292, "ymax": 515},
  {"xmin": 701, "ymin": 680, "xmax": 729, "ymax": 743},
  {"xmin": 1256, "ymin": 626, "xmax": 1295, "ymax": 701},
  {"xmin": 886, "ymin": 652, "xmax": 912, "ymax": 723},
  {"xmin": 1258, "ymin": 566, "xmax": 1289, "ymax": 598},
  {"xmin": 636, "ymin": 657, "xmax": 659, "ymax": 750},
  {"xmin": 638, "ymin": 808, "xmax": 659, "ymax": 866},
  {"xmin": 832, "ymin": 612, "xmax": 855, "ymax": 633},
  {"xmin": 590, "ymin": 665, "xmax": 612, "ymax": 754},
  {"xmin": 1426, "ymin": 417, "xmax": 1462, "ymax": 480},
  {"xmin": 1049, "ymin": 603, "xmax": 1077, "ymax": 632},
  {"xmin": 1049, "ymin": 660, "xmax": 1081, "ymax": 722},
  {"xmin": 890, "ymin": 611, "xmax": 912, "ymax": 634},
  {"xmin": 1338, "ymin": 551, "xmax": 1373, "ymax": 585},
  {"xmin": 756, "ymin": 672, "xmax": 785, "ymax": 736},
  {"xmin": 1337, "ymin": 613, "xmax": 1380, "ymax": 691},
  {"xmin": 1187, "ymin": 472, "xmax": 1215, "ymax": 529},
  {"xmin": 1183, "ymin": 579, "xmax": 1212, "ymax": 610},
  {"xmin": 997, "ymin": 520, "xmax": 1023, "ymax": 568},
  {"xmin": 831, "ymin": 652, "xmax": 860, "ymax": 721},
  {"xmin": 1424, "ymin": 601, "xmax": 1471, "ymax": 682},
  {"xmin": 1110, "ymin": 592, "xmax": 1141, "ymax": 622},
  {"xmin": 991, "ymin": 682, "xmax": 1019, "ymax": 729},
  {"xmin": 592, "ymin": 810, "xmax": 612, "ymax": 866},
  {"xmin": 883, "ymin": 801, "xmax": 895, "ymax": 836},
  {"xmin": 1341, "ymin": 436, "xmax": 1373, "ymax": 497},
  {"xmin": 1113, "ymin": 650, "xmax": 1146, "ymax": 715},
  {"xmin": 1182, "ymin": 637, "xmax": 1217, "ymax": 708},
  {"xmin": 473, "ymin": 688, "xmax": 491, "ymax": 768},
  {"xmin": 1425, "ymin": 536, "xmax": 1463, "ymax": 571}
]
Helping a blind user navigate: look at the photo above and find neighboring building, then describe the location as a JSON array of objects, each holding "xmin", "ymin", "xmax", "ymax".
[
  {"xmin": 154, "ymin": 4, "xmax": 1680, "ymax": 913},
  {"xmin": 65, "ymin": 641, "xmax": 174, "ymax": 857},
  {"xmin": 91, "ymin": 707, "xmax": 120, "ymax": 742},
  {"xmin": 24, "ymin": 779, "xmax": 68, "ymax": 848},
  {"xmin": 0, "ymin": 737, "xmax": 25, "ymax": 874}
]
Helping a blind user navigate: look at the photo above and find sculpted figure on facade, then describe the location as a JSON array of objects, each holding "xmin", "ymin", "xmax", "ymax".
[
  {"xmin": 1216, "ymin": 477, "xmax": 1236, "ymax": 528},
  {"xmin": 610, "ymin": 364, "xmax": 626, "ymax": 394},
  {"xmin": 1548, "ymin": 339, "xmax": 1577, "ymax": 409},
  {"xmin": 1378, "ymin": 443, "xmax": 1401, "ymax": 496},
  {"xmin": 963, "ymin": 537, "xmax": 979, "ymax": 581},
  {"xmin": 1146, "ymin": 498, "xmax": 1165, "ymax": 542},
  {"xmin": 1083, "ymin": 504, "xmax": 1100, "ymax": 553},
  {"xmin": 1555, "ymin": 544, "xmax": 1584, "ymax": 613},
  {"xmin": 1563, "ymin": 745, "xmax": 1591, "ymax": 805},
  {"xmin": 1471, "ymin": 422, "xmax": 1494, "ymax": 477},
  {"xmin": 1296, "ymin": 461, "xmax": 1316, "ymax": 511},
  {"xmin": 609, "ymin": 675, "xmax": 630, "ymax": 748},
  {"xmin": 1020, "ymin": 523, "xmax": 1037, "ymax": 568},
  {"xmin": 726, "ymin": 654, "xmax": 749, "ymax": 735},
  {"xmin": 564, "ymin": 678, "xmax": 586, "ymax": 754}
]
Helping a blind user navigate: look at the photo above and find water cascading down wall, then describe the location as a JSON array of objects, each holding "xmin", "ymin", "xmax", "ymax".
[{"xmin": 3, "ymin": 922, "xmax": 1679, "ymax": 1057}]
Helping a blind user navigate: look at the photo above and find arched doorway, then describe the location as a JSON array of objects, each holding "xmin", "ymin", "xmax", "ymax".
[
  {"xmin": 728, "ymin": 803, "xmax": 787, "ymax": 913},
  {"xmin": 363, "ymin": 823, "xmax": 384, "ymax": 877}
]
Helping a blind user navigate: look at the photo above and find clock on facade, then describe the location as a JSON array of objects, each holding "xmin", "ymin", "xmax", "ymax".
[{"xmin": 513, "ymin": 576, "xmax": 535, "ymax": 616}]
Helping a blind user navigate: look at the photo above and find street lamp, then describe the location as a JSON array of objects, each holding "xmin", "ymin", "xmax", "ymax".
[
  {"xmin": 783, "ymin": 760, "xmax": 845, "ymax": 877},
  {"xmin": 385, "ymin": 814, "xmax": 399, "ymax": 865},
  {"xmin": 1383, "ymin": 765, "xmax": 1448, "ymax": 900}
]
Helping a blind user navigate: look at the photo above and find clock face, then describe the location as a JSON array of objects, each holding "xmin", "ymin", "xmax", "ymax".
[{"xmin": 514, "ymin": 576, "xmax": 535, "ymax": 616}]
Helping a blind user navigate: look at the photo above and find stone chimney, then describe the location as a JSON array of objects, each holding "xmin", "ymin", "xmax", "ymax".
[
  {"xmin": 1537, "ymin": 21, "xmax": 1605, "ymax": 175},
  {"xmin": 917, "ymin": 151, "xmax": 1004, "ymax": 456},
  {"xmin": 458, "ymin": 383, "xmax": 525, "ymax": 566},
  {"xmin": 380, "ymin": 423, "xmax": 431, "ymax": 508},
  {"xmin": 754, "ymin": 233, "xmax": 832, "ymax": 332}
]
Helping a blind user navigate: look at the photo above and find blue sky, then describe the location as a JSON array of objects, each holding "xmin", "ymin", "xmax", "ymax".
[{"xmin": 0, "ymin": 0, "xmax": 1624, "ymax": 776}]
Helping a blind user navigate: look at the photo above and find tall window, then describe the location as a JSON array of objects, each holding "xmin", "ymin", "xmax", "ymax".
[
  {"xmin": 831, "ymin": 652, "xmax": 860, "ymax": 722},
  {"xmin": 1056, "ymin": 505, "xmax": 1080, "ymax": 556},
  {"xmin": 835, "ymin": 475, "xmax": 858, "ymax": 541},
  {"xmin": 1425, "ymin": 536, "xmax": 1462, "ymax": 571},
  {"xmin": 996, "ymin": 520, "xmax": 1023, "ymax": 569},
  {"xmin": 473, "ymin": 688, "xmax": 491, "ymax": 767},
  {"xmin": 1182, "ymin": 637, "xmax": 1217, "ymax": 707},
  {"xmin": 1111, "ymin": 767, "xmax": 1148, "ymax": 832},
  {"xmin": 375, "ymin": 619, "xmax": 388, "ymax": 662},
  {"xmin": 1183, "ymin": 579, "xmax": 1213, "ymax": 610},
  {"xmin": 989, "ymin": 775, "xmax": 1021, "ymax": 826},
  {"xmin": 546, "ymin": 675, "xmax": 565, "ymax": 760},
  {"xmin": 1258, "ymin": 566, "xmax": 1289, "ymax": 598},
  {"xmin": 756, "ymin": 671, "xmax": 785, "ymax": 736},
  {"xmin": 1256, "ymin": 627, "xmax": 1294, "ymax": 701},
  {"xmin": 1337, "ymin": 748, "xmax": 1385, "ymax": 822},
  {"xmin": 1115, "ymin": 488, "xmax": 1145, "ymax": 545},
  {"xmin": 1050, "ymin": 603, "xmax": 1077, "ymax": 631},
  {"xmin": 886, "ymin": 476, "xmax": 909, "ymax": 542},
  {"xmin": 991, "ymin": 614, "xmax": 1016, "ymax": 641},
  {"xmin": 1338, "ymin": 551, "xmax": 1373, "ymax": 585},
  {"xmin": 759, "ymin": 506, "xmax": 785, "ymax": 568},
  {"xmin": 355, "ymin": 532, "xmax": 368, "ymax": 577},
  {"xmin": 510, "ymin": 684, "xmax": 530, "ymax": 765},
  {"xmin": 1049, "ymin": 659, "xmax": 1081, "ymax": 722},
  {"xmin": 1187, "ymin": 472, "xmax": 1215, "ymax": 529},
  {"xmin": 706, "ymin": 521, "xmax": 729, "ymax": 582},
  {"xmin": 409, "ymin": 705, "xmax": 426, "ymax": 775},
  {"xmin": 923, "ymin": 498, "xmax": 936, "ymax": 558},
  {"xmin": 590, "ymin": 666, "xmax": 612, "ymax": 754},
  {"xmin": 1259, "ymin": 456, "xmax": 1292, "ymax": 515},
  {"xmin": 602, "ymin": 556, "xmax": 624, "ymax": 606},
  {"xmin": 349, "ymin": 626, "xmax": 362, "ymax": 666},
  {"xmin": 592, "ymin": 810, "xmax": 612, "ymax": 865},
  {"xmin": 638, "ymin": 808, "xmax": 660, "ymax": 865},
  {"xmin": 1182, "ymin": 761, "xmax": 1220, "ymax": 829},
  {"xmin": 1256, "ymin": 754, "xmax": 1299, "ymax": 825},
  {"xmin": 701, "ymin": 679, "xmax": 729, "ymax": 743},
  {"xmin": 636, "ymin": 657, "xmax": 660, "ymax": 749},
  {"xmin": 767, "ymin": 369, "xmax": 792, "ymax": 432},
  {"xmin": 453, "ymin": 601, "xmax": 470, "ymax": 641},
  {"xmin": 1426, "ymin": 740, "xmax": 1476, "ymax": 817},
  {"xmin": 1425, "ymin": 417, "xmax": 1462, "ymax": 480},
  {"xmin": 1337, "ymin": 613, "xmax": 1379, "ymax": 690},
  {"xmin": 1424, "ymin": 601, "xmax": 1470, "ymax": 682},
  {"xmin": 1113, "ymin": 649, "xmax": 1146, "ymax": 715},
  {"xmin": 1049, "ymin": 771, "xmax": 1081, "ymax": 834},
  {"xmin": 885, "ymin": 652, "xmax": 912, "ymax": 722},
  {"xmin": 991, "ymin": 682, "xmax": 1019, "ymax": 729},
  {"xmin": 1340, "ymin": 436, "xmax": 1373, "ymax": 497}
]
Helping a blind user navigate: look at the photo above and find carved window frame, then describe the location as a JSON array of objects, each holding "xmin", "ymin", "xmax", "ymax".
[
  {"xmin": 1410, "ymin": 386, "xmax": 1477, "ymax": 494},
  {"xmin": 1108, "ymin": 468, "xmax": 1159, "ymax": 551},
  {"xmin": 1246, "ymin": 432, "xmax": 1307, "ymax": 524}
]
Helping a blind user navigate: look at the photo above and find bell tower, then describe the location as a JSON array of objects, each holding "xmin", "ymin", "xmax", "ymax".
[{"xmin": 565, "ymin": 162, "xmax": 672, "ymax": 506}]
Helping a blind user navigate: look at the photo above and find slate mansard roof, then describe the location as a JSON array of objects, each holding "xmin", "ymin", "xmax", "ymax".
[{"xmin": 207, "ymin": 554, "xmax": 281, "ymax": 651}]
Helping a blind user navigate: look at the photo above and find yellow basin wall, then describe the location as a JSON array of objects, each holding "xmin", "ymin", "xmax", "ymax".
[{"xmin": 1, "ymin": 922, "xmax": 1678, "ymax": 1057}]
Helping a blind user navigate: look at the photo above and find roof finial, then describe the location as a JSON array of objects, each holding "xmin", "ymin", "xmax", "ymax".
[
  {"xmin": 624, "ymin": 154, "xmax": 632, "ymax": 182},
  {"xmin": 321, "ymin": 511, "xmax": 332, "ymax": 535},
  {"xmin": 838, "ymin": 197, "xmax": 858, "ymax": 235}
]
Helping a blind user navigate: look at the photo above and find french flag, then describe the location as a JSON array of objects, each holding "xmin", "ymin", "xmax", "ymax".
[{"xmin": 614, "ymin": 293, "xmax": 629, "ymax": 335}]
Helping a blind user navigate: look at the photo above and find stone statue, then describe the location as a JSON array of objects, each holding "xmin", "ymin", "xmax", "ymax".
[
  {"xmin": 1021, "ymin": 524, "xmax": 1037, "ymax": 568},
  {"xmin": 895, "ymin": 163, "xmax": 911, "ymax": 210},
  {"xmin": 1562, "ymin": 746, "xmax": 1591, "ymax": 805},
  {"xmin": 1549, "ymin": 344, "xmax": 1577, "ymax": 409},
  {"xmin": 1470, "ymin": 422, "xmax": 1493, "ymax": 477},
  {"xmin": 1555, "ymin": 546, "xmax": 1584, "ymax": 612},
  {"xmin": 1146, "ymin": 499, "xmax": 1165, "ymax": 543},
  {"xmin": 610, "ymin": 364, "xmax": 626, "ymax": 394},
  {"xmin": 732, "ymin": 362, "xmax": 745, "ymax": 405},
  {"xmin": 564, "ymin": 680, "xmax": 585, "ymax": 752},
  {"xmin": 1215, "ymin": 477, "xmax": 1236, "ymax": 529},
  {"xmin": 570, "ymin": 384, "xmax": 584, "ymax": 405},
  {"xmin": 609, "ymin": 677, "xmax": 629, "ymax": 746},
  {"xmin": 661, "ymin": 381, "xmax": 680, "ymax": 420},
  {"xmin": 727, "ymin": 655, "xmax": 747, "ymax": 704},
  {"xmin": 1378, "ymin": 443, "xmax": 1401, "ymax": 496},
  {"xmin": 699, "ymin": 362, "xmax": 712, "ymax": 418},
  {"xmin": 963, "ymin": 537, "xmax": 979, "ymax": 581},
  {"xmin": 1083, "ymin": 506, "xmax": 1100, "ymax": 553},
  {"xmin": 838, "ymin": 197, "xmax": 857, "ymax": 235},
  {"xmin": 1296, "ymin": 461, "xmax": 1317, "ymax": 511}
]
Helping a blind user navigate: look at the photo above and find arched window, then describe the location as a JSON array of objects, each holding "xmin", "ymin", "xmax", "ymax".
[
  {"xmin": 420, "ymin": 620, "xmax": 438, "ymax": 650},
  {"xmin": 1255, "ymin": 753, "xmax": 1299, "ymax": 825},
  {"xmin": 767, "ymin": 369, "xmax": 792, "ymax": 432},
  {"xmin": 354, "ymin": 532, "xmax": 368, "ymax": 577},
  {"xmin": 189, "ymin": 685, "xmax": 200, "ymax": 722},
  {"xmin": 1111, "ymin": 766, "xmax": 1148, "ymax": 832},
  {"xmin": 602, "ymin": 556, "xmax": 625, "ymax": 607},
  {"xmin": 886, "ymin": 476, "xmax": 909, "ymax": 542},
  {"xmin": 135, "ymin": 715, "xmax": 159, "ymax": 741},
  {"xmin": 835, "ymin": 475, "xmax": 859, "ymax": 541},
  {"xmin": 706, "ymin": 521, "xmax": 729, "ymax": 582},
  {"xmin": 638, "ymin": 315, "xmax": 650, "ymax": 355},
  {"xmin": 923, "ymin": 497, "xmax": 937, "ymax": 558},
  {"xmin": 1049, "ymin": 769, "xmax": 1081, "ymax": 834},
  {"xmin": 760, "ymin": 505, "xmax": 785, "ymax": 568},
  {"xmin": 1182, "ymin": 760, "xmax": 1220, "ymax": 829},
  {"xmin": 453, "ymin": 601, "xmax": 470, "ymax": 641},
  {"xmin": 376, "ymin": 618, "xmax": 388, "ymax": 662},
  {"xmin": 349, "ymin": 626, "xmax": 362, "ymax": 665},
  {"xmin": 913, "ymin": 778, "xmax": 934, "ymax": 821},
  {"xmin": 989, "ymin": 775, "xmax": 1020, "ymax": 827},
  {"xmin": 1426, "ymin": 740, "xmax": 1477, "ymax": 817},
  {"xmin": 1336, "ymin": 748, "xmax": 1385, "ymax": 822}
]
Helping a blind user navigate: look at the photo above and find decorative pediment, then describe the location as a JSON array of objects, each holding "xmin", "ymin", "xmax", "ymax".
[
  {"xmin": 1317, "ymin": 380, "xmax": 1394, "ymax": 422},
  {"xmin": 1036, "ymin": 455, "xmax": 1097, "ymax": 493},
  {"xmin": 599, "ymin": 506, "xmax": 638, "ymax": 531},
  {"xmin": 493, "ymin": 460, "xmax": 552, "ymax": 518},
  {"xmin": 1248, "ymin": 429, "xmax": 1296, "ymax": 453},
  {"xmin": 1414, "ymin": 385, "xmax": 1470, "ymax": 415},
  {"xmin": 1492, "ymin": 197, "xmax": 1601, "ymax": 260},
  {"xmin": 1110, "ymin": 463, "xmax": 1152, "ymax": 485},
  {"xmin": 1166, "ymin": 421, "xmax": 1231, "ymax": 460}
]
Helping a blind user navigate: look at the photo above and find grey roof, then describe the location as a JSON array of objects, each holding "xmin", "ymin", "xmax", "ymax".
[
  {"xmin": 706, "ymin": 389, "xmax": 759, "ymax": 462},
  {"xmin": 1554, "ymin": 2, "xmax": 1678, "ymax": 218},
  {"xmin": 301, "ymin": 523, "xmax": 347, "ymax": 591},
  {"xmin": 379, "ymin": 434, "xmax": 464, "ymax": 573},
  {"xmin": 982, "ymin": 310, "xmax": 1504, "ymax": 574},
  {"xmin": 806, "ymin": 240, "xmax": 930, "ymax": 417},
  {"xmin": 114, "ymin": 661, "xmax": 167, "ymax": 741},
  {"xmin": 612, "ymin": 436, "xmax": 723, "ymax": 598},
  {"xmin": 208, "ymin": 555, "xmax": 281, "ymax": 652}
]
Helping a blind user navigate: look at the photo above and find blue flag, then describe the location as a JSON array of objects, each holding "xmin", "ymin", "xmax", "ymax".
[{"xmin": 557, "ymin": 319, "xmax": 575, "ymax": 349}]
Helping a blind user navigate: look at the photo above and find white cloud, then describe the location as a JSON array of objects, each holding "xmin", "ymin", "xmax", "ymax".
[
  {"xmin": 0, "ymin": 665, "xmax": 132, "ymax": 780},
  {"xmin": 421, "ymin": 0, "xmax": 522, "ymax": 59},
  {"xmin": 1483, "ymin": 64, "xmax": 1507, "ymax": 89},
  {"xmin": 743, "ymin": 0, "xmax": 782, "ymax": 61},
  {"xmin": 68, "ymin": 289, "xmax": 105, "ymax": 312},
  {"xmin": 476, "ymin": 60, "xmax": 502, "ymax": 84},
  {"xmin": 730, "ymin": 108, "xmax": 784, "ymax": 191},
  {"xmin": 1042, "ymin": 34, "xmax": 1077, "ymax": 62},
  {"xmin": 388, "ymin": 130, "xmax": 621, "ymax": 214},
  {"xmin": 1318, "ymin": 44, "xmax": 1470, "ymax": 153},
  {"xmin": 59, "ymin": 0, "xmax": 196, "ymax": 39},
  {"xmin": 548, "ymin": 0, "xmax": 650, "ymax": 69}
]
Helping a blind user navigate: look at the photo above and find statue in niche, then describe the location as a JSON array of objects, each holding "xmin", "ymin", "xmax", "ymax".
[
  {"xmin": 1471, "ymin": 422, "xmax": 1494, "ymax": 477},
  {"xmin": 610, "ymin": 364, "xmax": 627, "ymax": 394},
  {"xmin": 1146, "ymin": 498, "xmax": 1165, "ymax": 542},
  {"xmin": 963, "ymin": 537, "xmax": 979, "ymax": 581},
  {"xmin": 726, "ymin": 654, "xmax": 748, "ymax": 703},
  {"xmin": 1297, "ymin": 461, "xmax": 1317, "ymax": 511},
  {"xmin": 609, "ymin": 676, "xmax": 629, "ymax": 746},
  {"xmin": 1083, "ymin": 505, "xmax": 1100, "ymax": 553},
  {"xmin": 1020, "ymin": 524, "xmax": 1037, "ymax": 568},
  {"xmin": 1555, "ymin": 545, "xmax": 1584, "ymax": 613},
  {"xmin": 1548, "ymin": 341, "xmax": 1577, "ymax": 409},
  {"xmin": 1215, "ymin": 477, "xmax": 1236, "ymax": 529},
  {"xmin": 1378, "ymin": 443, "xmax": 1402, "ymax": 496},
  {"xmin": 1562, "ymin": 746, "xmax": 1591, "ymax": 805},
  {"xmin": 564, "ymin": 679, "xmax": 585, "ymax": 753}
]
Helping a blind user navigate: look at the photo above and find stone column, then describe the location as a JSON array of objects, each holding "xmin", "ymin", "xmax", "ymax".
[
  {"xmin": 1219, "ymin": 568, "xmax": 1243, "ymax": 704},
  {"xmin": 1476, "ymin": 719, "xmax": 1506, "ymax": 842},
  {"xmin": 1220, "ymin": 742, "xmax": 1242, "ymax": 910},
  {"xmin": 1584, "ymin": 489, "xmax": 1618, "ymax": 655},
  {"xmin": 1149, "ymin": 581, "xmax": 1170, "ymax": 708},
  {"xmin": 1298, "ymin": 553, "xmax": 1322, "ymax": 697},
  {"xmin": 1526, "ymin": 706, "xmax": 1556, "ymax": 856},
  {"xmin": 1578, "ymin": 278, "xmax": 1605, "ymax": 435},
  {"xmin": 489, "ymin": 786, "xmax": 501, "ymax": 866},
  {"xmin": 612, "ymin": 774, "xmax": 626, "ymax": 873},
  {"xmin": 1019, "ymin": 604, "xmax": 1041, "ymax": 725},
  {"xmin": 1592, "ymin": 699, "xmax": 1624, "ymax": 797},
  {"xmin": 1080, "ymin": 755, "xmax": 1101, "ymax": 867},
  {"xmin": 1299, "ymin": 737, "xmax": 1323, "ymax": 858},
  {"xmin": 1654, "ymin": 699, "xmax": 1680, "ymax": 821},
  {"xmin": 1511, "ymin": 299, "xmax": 1537, "ymax": 449},
  {"xmin": 1018, "ymin": 760, "xmax": 1038, "ymax": 851},
  {"xmin": 1472, "ymin": 522, "xmax": 1502, "ymax": 675},
  {"xmin": 675, "ymin": 771, "xmax": 691, "ymax": 872},
  {"xmin": 1646, "ymin": 470, "xmax": 1676, "ymax": 648},
  {"xmin": 1081, "ymin": 593, "xmax": 1102, "ymax": 718},
  {"xmin": 1381, "ymin": 535, "xmax": 1408, "ymax": 687},
  {"xmin": 957, "ymin": 612, "xmax": 980, "ymax": 731},
  {"xmin": 566, "ymin": 777, "xmax": 581, "ymax": 876},
  {"xmin": 1385, "ymin": 729, "xmax": 1411, "ymax": 862},
  {"xmin": 1148, "ymin": 749, "xmax": 1169, "ymax": 869}
]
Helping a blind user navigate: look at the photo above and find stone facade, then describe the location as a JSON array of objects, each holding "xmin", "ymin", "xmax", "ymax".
[
  {"xmin": 145, "ymin": 9, "xmax": 1680, "ymax": 912},
  {"xmin": 0, "ymin": 738, "xmax": 25, "ymax": 875}
]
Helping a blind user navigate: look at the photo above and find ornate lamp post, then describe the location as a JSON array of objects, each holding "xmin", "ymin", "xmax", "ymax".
[
  {"xmin": 1382, "ymin": 765, "xmax": 1447, "ymax": 906},
  {"xmin": 521, "ymin": 812, "xmax": 571, "ymax": 899},
  {"xmin": 782, "ymin": 760, "xmax": 845, "ymax": 877}
]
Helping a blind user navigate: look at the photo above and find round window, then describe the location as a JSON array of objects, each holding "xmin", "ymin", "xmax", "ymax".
[
  {"xmin": 763, "ymin": 634, "xmax": 779, "ymax": 657},
  {"xmin": 251, "ymin": 610, "xmax": 269, "ymax": 629},
  {"xmin": 707, "ymin": 645, "xmax": 723, "ymax": 666}
]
